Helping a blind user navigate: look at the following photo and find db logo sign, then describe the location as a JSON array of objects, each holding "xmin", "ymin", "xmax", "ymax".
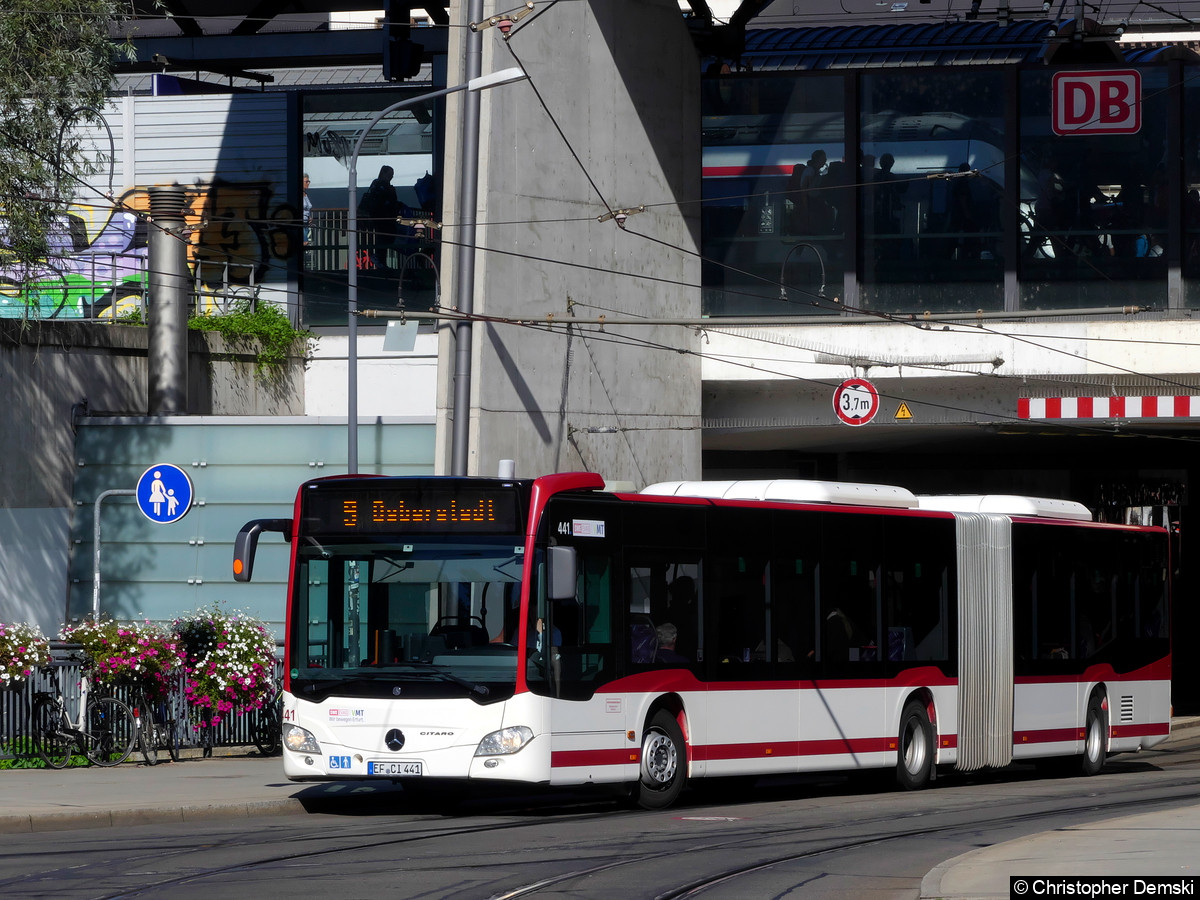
[{"xmin": 1052, "ymin": 70, "xmax": 1141, "ymax": 135}]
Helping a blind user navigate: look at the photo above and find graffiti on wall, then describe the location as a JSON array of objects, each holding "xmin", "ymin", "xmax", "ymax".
[{"xmin": 0, "ymin": 180, "xmax": 300, "ymax": 320}]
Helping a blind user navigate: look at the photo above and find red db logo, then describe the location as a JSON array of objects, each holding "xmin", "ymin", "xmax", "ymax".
[{"xmin": 1052, "ymin": 71, "xmax": 1141, "ymax": 136}]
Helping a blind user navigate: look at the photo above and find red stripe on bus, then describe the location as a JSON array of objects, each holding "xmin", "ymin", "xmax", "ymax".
[
  {"xmin": 1013, "ymin": 658, "xmax": 1171, "ymax": 685},
  {"xmin": 1014, "ymin": 727, "xmax": 1082, "ymax": 745},
  {"xmin": 551, "ymin": 748, "xmax": 640, "ymax": 768},
  {"xmin": 1111, "ymin": 722, "xmax": 1170, "ymax": 739},
  {"xmin": 597, "ymin": 667, "xmax": 956, "ymax": 694},
  {"xmin": 548, "ymin": 721, "xmax": 1169, "ymax": 773},
  {"xmin": 694, "ymin": 737, "xmax": 895, "ymax": 761}
]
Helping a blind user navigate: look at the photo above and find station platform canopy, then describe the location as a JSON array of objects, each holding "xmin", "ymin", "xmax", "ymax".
[{"xmin": 734, "ymin": 18, "xmax": 1199, "ymax": 71}]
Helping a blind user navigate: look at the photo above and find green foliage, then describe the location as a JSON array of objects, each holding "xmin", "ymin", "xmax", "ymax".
[
  {"xmin": 189, "ymin": 300, "xmax": 312, "ymax": 374},
  {"xmin": 173, "ymin": 605, "xmax": 277, "ymax": 728},
  {"xmin": 0, "ymin": 738, "xmax": 84, "ymax": 769},
  {"xmin": 60, "ymin": 617, "xmax": 180, "ymax": 701},
  {"xmin": 0, "ymin": 1, "xmax": 131, "ymax": 265},
  {"xmin": 0, "ymin": 744, "xmax": 43, "ymax": 769}
]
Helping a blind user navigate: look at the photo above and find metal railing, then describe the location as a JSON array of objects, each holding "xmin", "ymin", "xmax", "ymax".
[{"xmin": 0, "ymin": 646, "xmax": 282, "ymax": 765}]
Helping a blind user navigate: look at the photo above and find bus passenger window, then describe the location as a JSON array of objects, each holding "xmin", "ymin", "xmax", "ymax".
[{"xmin": 628, "ymin": 561, "xmax": 700, "ymax": 667}]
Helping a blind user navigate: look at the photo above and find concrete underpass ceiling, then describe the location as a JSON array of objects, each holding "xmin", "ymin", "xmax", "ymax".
[
  {"xmin": 702, "ymin": 375, "xmax": 1200, "ymax": 458},
  {"xmin": 700, "ymin": 419, "xmax": 1195, "ymax": 454}
]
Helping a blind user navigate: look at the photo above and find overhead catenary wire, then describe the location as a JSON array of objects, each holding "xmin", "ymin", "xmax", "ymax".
[
  {"xmin": 398, "ymin": 303, "xmax": 1200, "ymax": 445},
  {"xmin": 7, "ymin": 13, "xmax": 1200, "ymax": 429}
]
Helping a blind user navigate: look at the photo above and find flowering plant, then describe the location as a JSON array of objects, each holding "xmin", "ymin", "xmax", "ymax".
[
  {"xmin": 173, "ymin": 606, "xmax": 276, "ymax": 727},
  {"xmin": 60, "ymin": 618, "xmax": 180, "ymax": 699},
  {"xmin": 0, "ymin": 622, "xmax": 51, "ymax": 687}
]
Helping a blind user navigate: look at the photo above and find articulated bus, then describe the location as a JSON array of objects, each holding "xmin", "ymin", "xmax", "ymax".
[{"xmin": 233, "ymin": 473, "xmax": 1171, "ymax": 809}]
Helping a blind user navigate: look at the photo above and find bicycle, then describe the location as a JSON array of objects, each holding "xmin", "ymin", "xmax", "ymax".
[
  {"xmin": 31, "ymin": 657, "xmax": 137, "ymax": 768},
  {"xmin": 252, "ymin": 680, "xmax": 282, "ymax": 757},
  {"xmin": 130, "ymin": 683, "xmax": 181, "ymax": 765}
]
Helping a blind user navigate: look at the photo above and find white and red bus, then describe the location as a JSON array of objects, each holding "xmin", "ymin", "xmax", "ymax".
[{"xmin": 233, "ymin": 473, "xmax": 1171, "ymax": 809}]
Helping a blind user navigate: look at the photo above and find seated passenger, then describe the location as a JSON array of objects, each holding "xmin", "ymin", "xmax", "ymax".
[{"xmin": 655, "ymin": 622, "xmax": 688, "ymax": 664}]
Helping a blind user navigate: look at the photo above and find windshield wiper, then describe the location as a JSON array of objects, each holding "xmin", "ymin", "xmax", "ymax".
[
  {"xmin": 299, "ymin": 666, "xmax": 491, "ymax": 698},
  {"xmin": 394, "ymin": 668, "xmax": 491, "ymax": 697}
]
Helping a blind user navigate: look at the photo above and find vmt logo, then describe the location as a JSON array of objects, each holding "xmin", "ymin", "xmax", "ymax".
[{"xmin": 1052, "ymin": 70, "xmax": 1141, "ymax": 135}]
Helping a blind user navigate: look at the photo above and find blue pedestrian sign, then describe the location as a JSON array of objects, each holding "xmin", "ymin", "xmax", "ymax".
[{"xmin": 135, "ymin": 463, "xmax": 194, "ymax": 524}]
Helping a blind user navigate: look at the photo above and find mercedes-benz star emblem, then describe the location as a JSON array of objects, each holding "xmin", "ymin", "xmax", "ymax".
[{"xmin": 385, "ymin": 729, "xmax": 406, "ymax": 751}]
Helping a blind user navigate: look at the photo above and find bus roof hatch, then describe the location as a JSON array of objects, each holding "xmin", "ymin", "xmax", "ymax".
[{"xmin": 640, "ymin": 479, "xmax": 919, "ymax": 509}]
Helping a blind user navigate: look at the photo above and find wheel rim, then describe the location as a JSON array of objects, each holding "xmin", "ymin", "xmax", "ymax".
[
  {"xmin": 641, "ymin": 728, "xmax": 678, "ymax": 788},
  {"xmin": 35, "ymin": 704, "xmax": 71, "ymax": 768},
  {"xmin": 87, "ymin": 698, "xmax": 135, "ymax": 765},
  {"xmin": 1086, "ymin": 713, "xmax": 1103, "ymax": 762},
  {"xmin": 902, "ymin": 715, "xmax": 928, "ymax": 775}
]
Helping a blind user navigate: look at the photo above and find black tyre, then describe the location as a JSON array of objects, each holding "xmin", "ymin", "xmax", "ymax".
[
  {"xmin": 196, "ymin": 721, "xmax": 214, "ymax": 758},
  {"xmin": 165, "ymin": 703, "xmax": 181, "ymax": 762},
  {"xmin": 896, "ymin": 698, "xmax": 935, "ymax": 790},
  {"xmin": 134, "ymin": 698, "xmax": 158, "ymax": 766},
  {"xmin": 85, "ymin": 697, "xmax": 137, "ymax": 766},
  {"xmin": 1079, "ymin": 693, "xmax": 1108, "ymax": 777},
  {"xmin": 138, "ymin": 719, "xmax": 159, "ymax": 765},
  {"xmin": 32, "ymin": 697, "xmax": 71, "ymax": 769},
  {"xmin": 634, "ymin": 710, "xmax": 687, "ymax": 810},
  {"xmin": 253, "ymin": 704, "xmax": 282, "ymax": 756}
]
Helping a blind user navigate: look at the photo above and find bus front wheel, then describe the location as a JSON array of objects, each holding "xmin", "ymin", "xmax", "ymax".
[
  {"xmin": 896, "ymin": 699, "xmax": 934, "ymax": 790},
  {"xmin": 635, "ymin": 710, "xmax": 686, "ymax": 810}
]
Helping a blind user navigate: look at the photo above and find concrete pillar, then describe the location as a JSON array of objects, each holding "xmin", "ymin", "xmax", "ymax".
[{"xmin": 147, "ymin": 185, "xmax": 190, "ymax": 414}]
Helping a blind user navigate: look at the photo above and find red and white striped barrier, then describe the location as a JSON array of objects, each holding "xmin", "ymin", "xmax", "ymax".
[{"xmin": 1019, "ymin": 396, "xmax": 1200, "ymax": 420}]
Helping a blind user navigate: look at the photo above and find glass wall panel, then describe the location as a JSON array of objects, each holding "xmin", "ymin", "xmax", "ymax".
[
  {"xmin": 701, "ymin": 73, "xmax": 845, "ymax": 316},
  {"xmin": 859, "ymin": 70, "xmax": 1006, "ymax": 313},
  {"xmin": 1184, "ymin": 71, "xmax": 1200, "ymax": 307},
  {"xmin": 301, "ymin": 90, "xmax": 442, "ymax": 326},
  {"xmin": 1019, "ymin": 68, "xmax": 1168, "ymax": 309}
]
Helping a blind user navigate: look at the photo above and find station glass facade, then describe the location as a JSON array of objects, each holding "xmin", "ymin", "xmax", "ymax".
[
  {"xmin": 300, "ymin": 88, "xmax": 444, "ymax": 326},
  {"xmin": 701, "ymin": 61, "xmax": 1193, "ymax": 316}
]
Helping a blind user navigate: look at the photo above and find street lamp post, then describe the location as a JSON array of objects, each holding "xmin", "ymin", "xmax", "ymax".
[{"xmin": 346, "ymin": 66, "xmax": 526, "ymax": 474}]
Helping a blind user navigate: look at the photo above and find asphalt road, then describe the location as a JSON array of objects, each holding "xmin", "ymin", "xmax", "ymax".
[{"xmin": 3, "ymin": 730, "xmax": 1200, "ymax": 900}]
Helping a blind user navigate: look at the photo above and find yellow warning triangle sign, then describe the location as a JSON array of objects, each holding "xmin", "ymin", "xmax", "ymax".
[{"xmin": 895, "ymin": 402, "xmax": 914, "ymax": 420}]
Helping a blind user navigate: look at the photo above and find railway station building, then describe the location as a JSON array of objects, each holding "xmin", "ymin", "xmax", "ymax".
[{"xmin": 2, "ymin": 0, "xmax": 1198, "ymax": 704}]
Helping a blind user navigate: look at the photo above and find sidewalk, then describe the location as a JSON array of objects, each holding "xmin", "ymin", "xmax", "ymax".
[
  {"xmin": 922, "ymin": 716, "xmax": 1200, "ymax": 899},
  {"xmin": 921, "ymin": 803, "xmax": 1200, "ymax": 899},
  {"xmin": 0, "ymin": 749, "xmax": 406, "ymax": 834}
]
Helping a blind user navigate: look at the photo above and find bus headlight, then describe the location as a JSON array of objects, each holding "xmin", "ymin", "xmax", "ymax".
[
  {"xmin": 475, "ymin": 725, "xmax": 533, "ymax": 756},
  {"xmin": 283, "ymin": 724, "xmax": 321, "ymax": 753}
]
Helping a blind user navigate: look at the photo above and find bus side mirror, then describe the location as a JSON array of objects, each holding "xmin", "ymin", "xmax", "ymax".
[
  {"xmin": 233, "ymin": 518, "xmax": 292, "ymax": 583},
  {"xmin": 547, "ymin": 545, "xmax": 577, "ymax": 600}
]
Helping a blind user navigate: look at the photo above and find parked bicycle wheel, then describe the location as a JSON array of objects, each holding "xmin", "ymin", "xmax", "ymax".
[
  {"xmin": 84, "ymin": 696, "xmax": 136, "ymax": 766},
  {"xmin": 163, "ymin": 694, "xmax": 183, "ymax": 762},
  {"xmin": 252, "ymin": 697, "xmax": 282, "ymax": 756},
  {"xmin": 135, "ymin": 699, "xmax": 159, "ymax": 766},
  {"xmin": 31, "ymin": 696, "xmax": 71, "ymax": 769}
]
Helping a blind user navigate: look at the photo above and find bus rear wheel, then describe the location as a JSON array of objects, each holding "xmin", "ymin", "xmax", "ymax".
[
  {"xmin": 1080, "ymin": 694, "xmax": 1107, "ymax": 777},
  {"xmin": 896, "ymin": 699, "xmax": 934, "ymax": 790},
  {"xmin": 635, "ymin": 710, "xmax": 686, "ymax": 810}
]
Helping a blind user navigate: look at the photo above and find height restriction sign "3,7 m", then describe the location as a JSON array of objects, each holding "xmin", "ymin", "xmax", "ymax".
[{"xmin": 833, "ymin": 378, "xmax": 880, "ymax": 426}]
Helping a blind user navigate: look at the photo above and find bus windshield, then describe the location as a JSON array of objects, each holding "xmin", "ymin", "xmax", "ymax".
[{"xmin": 289, "ymin": 534, "xmax": 526, "ymax": 704}]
